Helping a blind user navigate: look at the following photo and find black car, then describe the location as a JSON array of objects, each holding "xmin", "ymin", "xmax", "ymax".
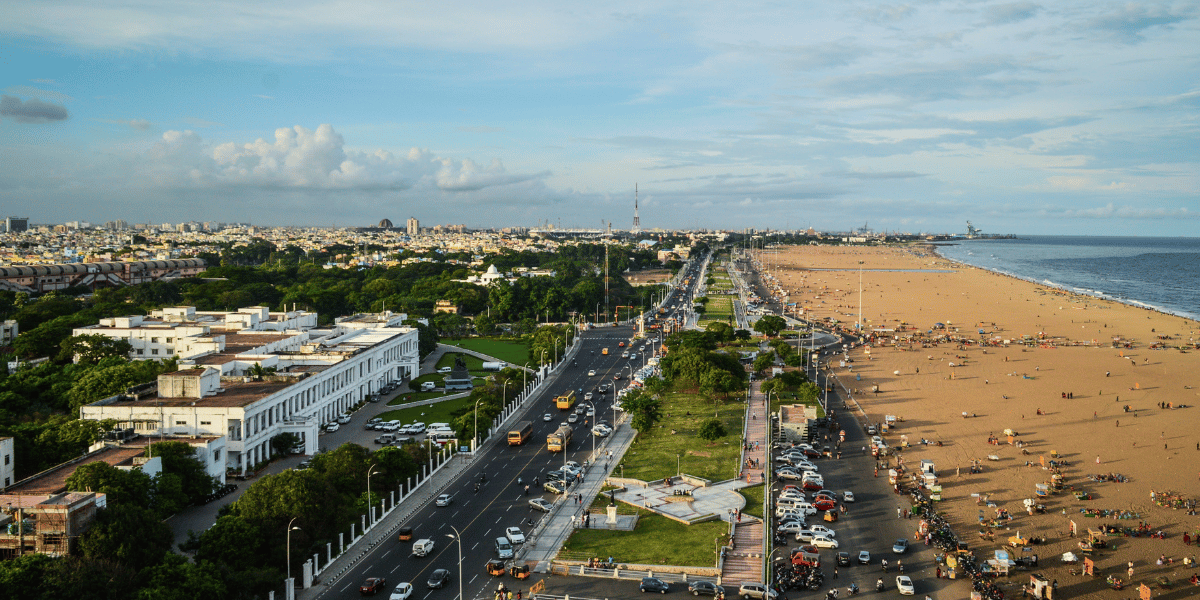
[
  {"xmin": 640, "ymin": 577, "xmax": 669, "ymax": 594},
  {"xmin": 687, "ymin": 581, "xmax": 723, "ymax": 596},
  {"xmin": 426, "ymin": 569, "xmax": 451, "ymax": 589},
  {"xmin": 837, "ymin": 552, "xmax": 851, "ymax": 566}
]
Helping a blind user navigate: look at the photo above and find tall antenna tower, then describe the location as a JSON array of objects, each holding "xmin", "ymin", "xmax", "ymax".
[{"xmin": 631, "ymin": 184, "xmax": 641, "ymax": 234}]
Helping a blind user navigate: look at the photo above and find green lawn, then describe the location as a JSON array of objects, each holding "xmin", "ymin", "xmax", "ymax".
[
  {"xmin": 561, "ymin": 512, "xmax": 729, "ymax": 567},
  {"xmin": 619, "ymin": 392, "xmax": 745, "ymax": 482},
  {"xmin": 375, "ymin": 396, "xmax": 476, "ymax": 425},
  {"xmin": 739, "ymin": 484, "xmax": 765, "ymax": 518},
  {"xmin": 442, "ymin": 338, "xmax": 531, "ymax": 365}
]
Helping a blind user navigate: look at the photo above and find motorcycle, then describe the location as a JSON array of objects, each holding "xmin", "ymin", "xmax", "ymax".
[
  {"xmin": 881, "ymin": 560, "xmax": 888, "ymax": 573},
  {"xmin": 876, "ymin": 580, "xmax": 884, "ymax": 593},
  {"xmin": 847, "ymin": 584, "xmax": 859, "ymax": 596}
]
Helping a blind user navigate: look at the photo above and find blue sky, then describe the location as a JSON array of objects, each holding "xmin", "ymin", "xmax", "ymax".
[{"xmin": 2, "ymin": 1, "xmax": 1197, "ymax": 235}]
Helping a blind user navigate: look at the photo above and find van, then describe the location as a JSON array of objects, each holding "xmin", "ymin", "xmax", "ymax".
[
  {"xmin": 429, "ymin": 423, "xmax": 450, "ymax": 430},
  {"xmin": 413, "ymin": 538, "xmax": 434, "ymax": 557},
  {"xmin": 375, "ymin": 433, "xmax": 396, "ymax": 445},
  {"xmin": 421, "ymin": 381, "xmax": 436, "ymax": 391},
  {"xmin": 776, "ymin": 497, "xmax": 804, "ymax": 509},
  {"xmin": 495, "ymin": 537, "xmax": 514, "ymax": 559}
]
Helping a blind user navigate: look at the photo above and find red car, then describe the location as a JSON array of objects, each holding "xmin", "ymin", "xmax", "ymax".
[
  {"xmin": 618, "ymin": 342, "xmax": 626, "ymax": 347},
  {"xmin": 813, "ymin": 499, "xmax": 837, "ymax": 511},
  {"xmin": 360, "ymin": 577, "xmax": 386, "ymax": 595},
  {"xmin": 803, "ymin": 480, "xmax": 823, "ymax": 491}
]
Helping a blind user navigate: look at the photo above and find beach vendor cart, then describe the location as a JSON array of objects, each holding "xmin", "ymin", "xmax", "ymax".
[
  {"xmin": 888, "ymin": 469, "xmax": 899, "ymax": 485},
  {"xmin": 929, "ymin": 484, "xmax": 943, "ymax": 501},
  {"xmin": 1035, "ymin": 483, "xmax": 1049, "ymax": 497},
  {"xmin": 1029, "ymin": 574, "xmax": 1053, "ymax": 600},
  {"xmin": 1050, "ymin": 474, "xmax": 1065, "ymax": 492}
]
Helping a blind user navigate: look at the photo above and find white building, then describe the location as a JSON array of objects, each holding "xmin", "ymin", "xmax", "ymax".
[
  {"xmin": 0, "ymin": 437, "xmax": 13, "ymax": 490},
  {"xmin": 72, "ymin": 306, "xmax": 319, "ymax": 361},
  {"xmin": 79, "ymin": 309, "xmax": 420, "ymax": 475}
]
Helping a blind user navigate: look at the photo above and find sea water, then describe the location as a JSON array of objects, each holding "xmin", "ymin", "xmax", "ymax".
[{"xmin": 933, "ymin": 236, "xmax": 1200, "ymax": 321}]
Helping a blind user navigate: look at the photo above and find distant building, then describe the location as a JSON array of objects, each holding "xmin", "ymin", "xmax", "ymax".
[
  {"xmin": 0, "ymin": 258, "xmax": 206, "ymax": 294},
  {"xmin": 407, "ymin": 217, "xmax": 419, "ymax": 236},
  {"xmin": 0, "ymin": 321, "xmax": 16, "ymax": 346},
  {"xmin": 0, "ymin": 437, "xmax": 12, "ymax": 490},
  {"xmin": 778, "ymin": 404, "xmax": 819, "ymax": 443},
  {"xmin": 78, "ymin": 309, "xmax": 420, "ymax": 475},
  {"xmin": 378, "ymin": 218, "xmax": 393, "ymax": 228},
  {"xmin": 4, "ymin": 217, "xmax": 28, "ymax": 233},
  {"xmin": 0, "ymin": 491, "xmax": 107, "ymax": 559},
  {"xmin": 434, "ymin": 300, "xmax": 459, "ymax": 314}
]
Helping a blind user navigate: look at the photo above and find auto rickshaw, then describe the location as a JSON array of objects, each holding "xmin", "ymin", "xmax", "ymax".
[
  {"xmin": 824, "ymin": 510, "xmax": 839, "ymax": 522},
  {"xmin": 486, "ymin": 559, "xmax": 506, "ymax": 577},
  {"xmin": 398, "ymin": 526, "xmax": 414, "ymax": 542},
  {"xmin": 509, "ymin": 565, "xmax": 531, "ymax": 579}
]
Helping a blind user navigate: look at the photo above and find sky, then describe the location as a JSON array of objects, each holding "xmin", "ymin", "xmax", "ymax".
[{"xmin": 1, "ymin": 1, "xmax": 1197, "ymax": 235}]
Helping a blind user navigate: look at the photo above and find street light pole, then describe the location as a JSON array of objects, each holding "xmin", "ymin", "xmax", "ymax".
[
  {"xmin": 858, "ymin": 260, "xmax": 864, "ymax": 332},
  {"xmin": 446, "ymin": 526, "xmax": 463, "ymax": 600},
  {"xmin": 286, "ymin": 517, "xmax": 302, "ymax": 585},
  {"xmin": 473, "ymin": 398, "xmax": 484, "ymax": 450},
  {"xmin": 367, "ymin": 464, "xmax": 380, "ymax": 524}
]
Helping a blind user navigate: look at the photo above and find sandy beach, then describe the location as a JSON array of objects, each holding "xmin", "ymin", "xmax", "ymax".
[{"xmin": 766, "ymin": 244, "xmax": 1200, "ymax": 598}]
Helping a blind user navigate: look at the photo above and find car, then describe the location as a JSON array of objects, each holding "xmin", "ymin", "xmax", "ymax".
[
  {"xmin": 640, "ymin": 577, "xmax": 669, "ymax": 593},
  {"xmin": 437, "ymin": 366, "xmax": 452, "ymax": 374},
  {"xmin": 545, "ymin": 469, "xmax": 566, "ymax": 482},
  {"xmin": 802, "ymin": 480, "xmax": 823, "ymax": 491},
  {"xmin": 588, "ymin": 370, "xmax": 597, "ymax": 376},
  {"xmin": 816, "ymin": 489, "xmax": 836, "ymax": 498},
  {"xmin": 369, "ymin": 417, "xmax": 383, "ymax": 424},
  {"xmin": 592, "ymin": 425, "xmax": 611, "ymax": 437},
  {"xmin": 505, "ymin": 526, "xmax": 525, "ymax": 544},
  {"xmin": 813, "ymin": 499, "xmax": 837, "ymax": 511},
  {"xmin": 543, "ymin": 413, "xmax": 553, "ymax": 422},
  {"xmin": 687, "ymin": 581, "xmax": 724, "ymax": 597},
  {"xmin": 568, "ymin": 414, "xmax": 579, "ymax": 424},
  {"xmin": 599, "ymin": 383, "xmax": 610, "ymax": 393},
  {"xmin": 895, "ymin": 576, "xmax": 914, "ymax": 595},
  {"xmin": 811, "ymin": 535, "xmax": 838, "ymax": 549},
  {"xmin": 426, "ymin": 569, "xmax": 451, "ymax": 589},
  {"xmin": 612, "ymin": 374, "xmax": 622, "ymax": 380},
  {"xmin": 794, "ymin": 530, "xmax": 816, "ymax": 543},
  {"xmin": 737, "ymin": 583, "xmax": 776, "ymax": 600},
  {"xmin": 776, "ymin": 521, "xmax": 808, "ymax": 534},
  {"xmin": 325, "ymin": 423, "xmax": 340, "ymax": 432},
  {"xmin": 360, "ymin": 577, "xmax": 387, "ymax": 595},
  {"xmin": 892, "ymin": 539, "xmax": 909, "ymax": 554},
  {"xmin": 544, "ymin": 481, "xmax": 567, "ymax": 494},
  {"xmin": 858, "ymin": 550, "xmax": 871, "ymax": 564},
  {"xmin": 777, "ymin": 471, "xmax": 805, "ymax": 481},
  {"xmin": 808, "ymin": 524, "xmax": 835, "ymax": 537},
  {"xmin": 584, "ymin": 392, "xmax": 594, "ymax": 401},
  {"xmin": 618, "ymin": 342, "xmax": 626, "ymax": 347},
  {"xmin": 836, "ymin": 552, "xmax": 851, "ymax": 566},
  {"xmin": 586, "ymin": 406, "xmax": 595, "ymax": 416},
  {"xmin": 842, "ymin": 491, "xmax": 855, "ymax": 503},
  {"xmin": 435, "ymin": 494, "xmax": 452, "ymax": 507},
  {"xmin": 622, "ymin": 351, "xmax": 629, "ymax": 358},
  {"xmin": 801, "ymin": 448, "xmax": 822, "ymax": 458},
  {"xmin": 529, "ymin": 497, "xmax": 553, "ymax": 512},
  {"xmin": 337, "ymin": 414, "xmax": 351, "ymax": 424},
  {"xmin": 778, "ymin": 491, "xmax": 806, "ymax": 502},
  {"xmin": 389, "ymin": 582, "xmax": 413, "ymax": 600}
]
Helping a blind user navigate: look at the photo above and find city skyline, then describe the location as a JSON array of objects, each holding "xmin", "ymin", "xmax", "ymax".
[{"xmin": 2, "ymin": 1, "xmax": 1198, "ymax": 234}]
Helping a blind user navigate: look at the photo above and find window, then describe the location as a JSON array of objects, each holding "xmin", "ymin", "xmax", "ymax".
[
  {"xmin": 175, "ymin": 420, "xmax": 187, "ymax": 425},
  {"xmin": 151, "ymin": 337, "xmax": 159, "ymax": 343},
  {"xmin": 166, "ymin": 337, "xmax": 173, "ymax": 343},
  {"xmin": 213, "ymin": 449, "xmax": 221, "ymax": 462},
  {"xmin": 3, "ymin": 454, "xmax": 8, "ymax": 465},
  {"xmin": 3, "ymin": 478, "xmax": 7, "ymax": 487},
  {"xmin": 137, "ymin": 349, "xmax": 144, "ymax": 355},
  {"xmin": 152, "ymin": 349, "xmax": 159, "ymax": 355},
  {"xmin": 200, "ymin": 421, "xmax": 211, "ymax": 425}
]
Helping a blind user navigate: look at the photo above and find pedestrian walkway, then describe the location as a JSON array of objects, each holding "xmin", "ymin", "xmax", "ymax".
[{"xmin": 718, "ymin": 380, "xmax": 769, "ymax": 587}]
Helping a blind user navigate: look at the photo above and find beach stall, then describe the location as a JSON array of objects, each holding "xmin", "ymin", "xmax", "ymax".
[
  {"xmin": 923, "ymin": 472, "xmax": 939, "ymax": 488},
  {"xmin": 887, "ymin": 469, "xmax": 899, "ymax": 485},
  {"xmin": 1035, "ymin": 483, "xmax": 1049, "ymax": 497},
  {"xmin": 1029, "ymin": 574, "xmax": 1053, "ymax": 599},
  {"xmin": 930, "ymin": 485, "xmax": 943, "ymax": 501},
  {"xmin": 920, "ymin": 459, "xmax": 936, "ymax": 475}
]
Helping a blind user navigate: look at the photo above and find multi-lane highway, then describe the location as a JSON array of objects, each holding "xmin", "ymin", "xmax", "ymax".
[{"xmin": 326, "ymin": 263, "xmax": 706, "ymax": 600}]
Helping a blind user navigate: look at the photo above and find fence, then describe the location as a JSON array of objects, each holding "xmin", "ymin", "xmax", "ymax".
[{"xmin": 548, "ymin": 563, "xmax": 721, "ymax": 583}]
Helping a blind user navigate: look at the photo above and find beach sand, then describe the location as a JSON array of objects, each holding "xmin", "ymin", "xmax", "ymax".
[{"xmin": 766, "ymin": 244, "xmax": 1200, "ymax": 598}]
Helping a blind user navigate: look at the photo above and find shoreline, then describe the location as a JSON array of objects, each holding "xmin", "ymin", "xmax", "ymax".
[{"xmin": 924, "ymin": 241, "xmax": 1200, "ymax": 322}]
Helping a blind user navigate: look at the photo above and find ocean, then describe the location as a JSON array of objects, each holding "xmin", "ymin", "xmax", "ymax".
[{"xmin": 932, "ymin": 236, "xmax": 1200, "ymax": 321}]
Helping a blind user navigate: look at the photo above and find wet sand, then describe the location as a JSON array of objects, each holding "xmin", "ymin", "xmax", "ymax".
[{"xmin": 768, "ymin": 244, "xmax": 1200, "ymax": 597}]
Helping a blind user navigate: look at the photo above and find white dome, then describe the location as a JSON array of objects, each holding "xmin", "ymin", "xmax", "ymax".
[{"xmin": 486, "ymin": 264, "xmax": 499, "ymax": 274}]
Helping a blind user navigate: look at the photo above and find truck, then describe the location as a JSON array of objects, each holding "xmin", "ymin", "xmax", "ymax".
[
  {"xmin": 507, "ymin": 421, "xmax": 533, "ymax": 446},
  {"xmin": 555, "ymin": 390, "xmax": 576, "ymax": 411},
  {"xmin": 547, "ymin": 424, "xmax": 572, "ymax": 452},
  {"xmin": 481, "ymin": 361, "xmax": 507, "ymax": 371}
]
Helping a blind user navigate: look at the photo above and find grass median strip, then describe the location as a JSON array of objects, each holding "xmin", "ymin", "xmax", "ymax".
[
  {"xmin": 561, "ymin": 513, "xmax": 728, "ymax": 567},
  {"xmin": 619, "ymin": 392, "xmax": 744, "ymax": 482},
  {"xmin": 442, "ymin": 338, "xmax": 531, "ymax": 365}
]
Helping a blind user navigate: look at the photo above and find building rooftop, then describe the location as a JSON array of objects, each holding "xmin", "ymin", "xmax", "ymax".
[{"xmin": 5, "ymin": 446, "xmax": 147, "ymax": 495}]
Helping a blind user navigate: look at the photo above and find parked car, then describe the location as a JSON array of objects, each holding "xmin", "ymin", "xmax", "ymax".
[
  {"xmin": 325, "ymin": 423, "xmax": 340, "ymax": 432},
  {"xmin": 505, "ymin": 527, "xmax": 525, "ymax": 544},
  {"xmin": 737, "ymin": 583, "xmax": 776, "ymax": 600},
  {"xmin": 337, "ymin": 414, "xmax": 351, "ymax": 424},
  {"xmin": 842, "ymin": 491, "xmax": 855, "ymax": 503},
  {"xmin": 811, "ymin": 535, "xmax": 838, "ymax": 549},
  {"xmin": 808, "ymin": 524, "xmax": 835, "ymax": 537},
  {"xmin": 640, "ymin": 577, "xmax": 669, "ymax": 594},
  {"xmin": 687, "ymin": 581, "xmax": 724, "ymax": 597},
  {"xmin": 360, "ymin": 577, "xmax": 387, "ymax": 595},
  {"xmin": 528, "ymin": 498, "xmax": 553, "ymax": 512}
]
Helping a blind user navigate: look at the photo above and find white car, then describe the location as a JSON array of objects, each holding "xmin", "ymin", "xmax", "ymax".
[
  {"xmin": 895, "ymin": 576, "xmax": 914, "ymax": 595},
  {"xmin": 808, "ymin": 524, "xmax": 835, "ymax": 537},
  {"xmin": 811, "ymin": 535, "xmax": 839, "ymax": 549},
  {"xmin": 592, "ymin": 425, "xmax": 611, "ymax": 437},
  {"xmin": 588, "ymin": 370, "xmax": 597, "ymax": 376},
  {"xmin": 842, "ymin": 491, "xmax": 855, "ymax": 503},
  {"xmin": 505, "ymin": 527, "xmax": 525, "ymax": 544},
  {"xmin": 390, "ymin": 582, "xmax": 414, "ymax": 600},
  {"xmin": 584, "ymin": 392, "xmax": 593, "ymax": 401},
  {"xmin": 543, "ymin": 414, "xmax": 553, "ymax": 422},
  {"xmin": 435, "ymin": 494, "xmax": 452, "ymax": 507},
  {"xmin": 437, "ymin": 367, "xmax": 452, "ymax": 374},
  {"xmin": 776, "ymin": 521, "xmax": 809, "ymax": 534},
  {"xmin": 586, "ymin": 407, "xmax": 595, "ymax": 416},
  {"xmin": 325, "ymin": 423, "xmax": 340, "ymax": 432},
  {"xmin": 568, "ymin": 414, "xmax": 579, "ymax": 424},
  {"xmin": 336, "ymin": 414, "xmax": 351, "ymax": 424}
]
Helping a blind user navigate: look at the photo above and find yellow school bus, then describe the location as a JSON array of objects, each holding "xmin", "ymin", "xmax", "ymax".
[{"xmin": 555, "ymin": 390, "xmax": 576, "ymax": 411}]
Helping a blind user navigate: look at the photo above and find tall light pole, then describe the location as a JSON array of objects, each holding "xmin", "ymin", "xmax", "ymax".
[
  {"xmin": 286, "ymin": 517, "xmax": 302, "ymax": 584},
  {"xmin": 473, "ymin": 397, "xmax": 485, "ymax": 449},
  {"xmin": 367, "ymin": 464, "xmax": 380, "ymax": 524},
  {"xmin": 586, "ymin": 401, "xmax": 597, "ymax": 459},
  {"xmin": 446, "ymin": 526, "xmax": 463, "ymax": 600},
  {"xmin": 522, "ymin": 362, "xmax": 531, "ymax": 394},
  {"xmin": 540, "ymin": 349, "xmax": 547, "ymax": 368}
]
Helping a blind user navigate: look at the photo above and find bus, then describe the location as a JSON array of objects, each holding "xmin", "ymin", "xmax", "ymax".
[
  {"xmin": 555, "ymin": 390, "xmax": 577, "ymax": 411},
  {"xmin": 507, "ymin": 421, "xmax": 533, "ymax": 446},
  {"xmin": 547, "ymin": 424, "xmax": 572, "ymax": 452}
]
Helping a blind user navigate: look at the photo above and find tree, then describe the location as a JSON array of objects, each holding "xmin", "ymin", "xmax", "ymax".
[
  {"xmin": 57, "ymin": 334, "xmax": 133, "ymax": 364},
  {"xmin": 697, "ymin": 418, "xmax": 727, "ymax": 442},
  {"xmin": 733, "ymin": 329, "xmax": 752, "ymax": 341},
  {"xmin": 621, "ymin": 389, "xmax": 662, "ymax": 432},
  {"xmin": 753, "ymin": 315, "xmax": 787, "ymax": 337},
  {"xmin": 270, "ymin": 432, "xmax": 301, "ymax": 457},
  {"xmin": 752, "ymin": 352, "xmax": 775, "ymax": 374},
  {"xmin": 705, "ymin": 321, "xmax": 733, "ymax": 343},
  {"xmin": 135, "ymin": 553, "xmax": 227, "ymax": 600},
  {"xmin": 148, "ymin": 441, "xmax": 217, "ymax": 503},
  {"xmin": 65, "ymin": 461, "xmax": 153, "ymax": 509},
  {"xmin": 79, "ymin": 504, "xmax": 173, "ymax": 572},
  {"xmin": 194, "ymin": 514, "xmax": 267, "ymax": 570}
]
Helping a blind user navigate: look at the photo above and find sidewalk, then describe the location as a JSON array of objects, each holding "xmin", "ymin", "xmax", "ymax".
[{"xmin": 719, "ymin": 380, "xmax": 768, "ymax": 587}]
